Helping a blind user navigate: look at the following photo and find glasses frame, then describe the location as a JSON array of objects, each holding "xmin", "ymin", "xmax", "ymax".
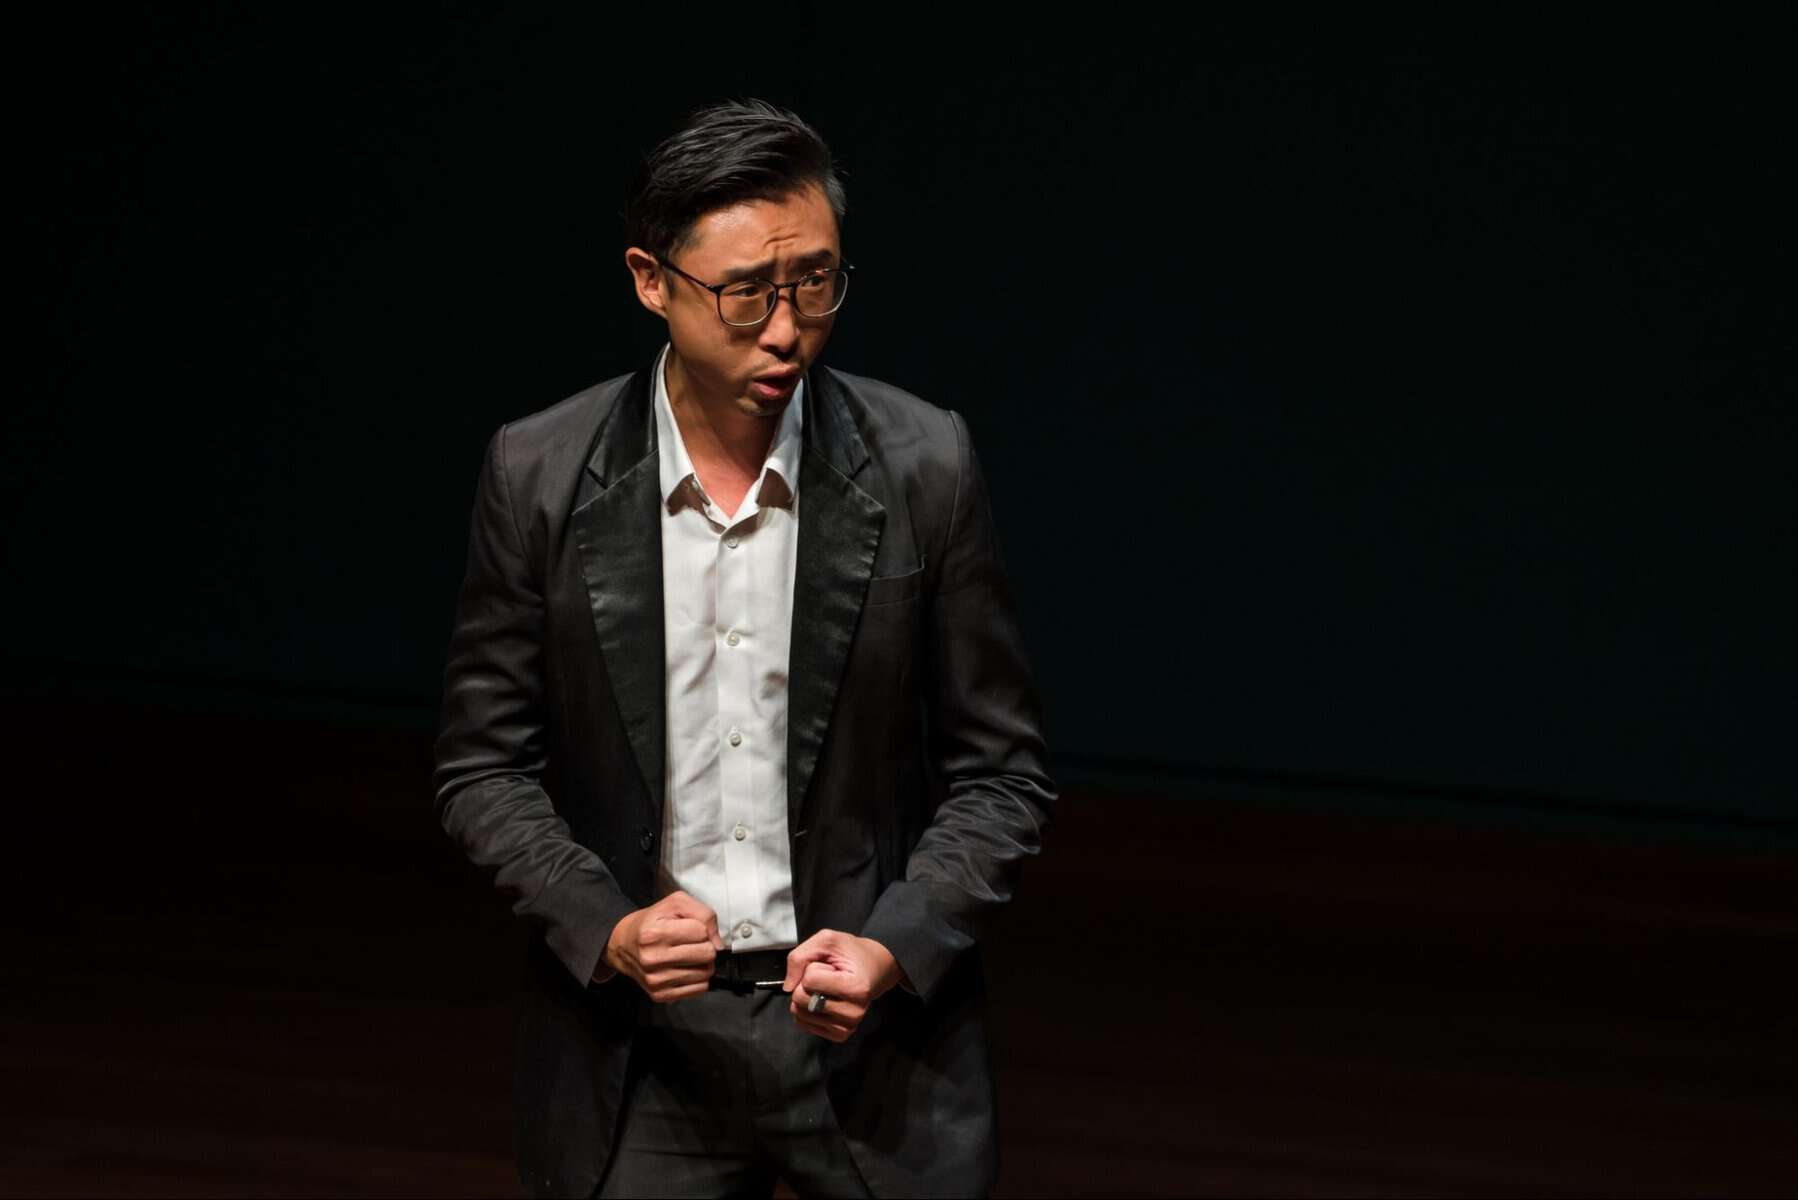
[{"xmin": 657, "ymin": 256, "xmax": 855, "ymax": 327}]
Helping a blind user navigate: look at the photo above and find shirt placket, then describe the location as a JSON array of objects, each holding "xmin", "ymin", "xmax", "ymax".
[{"xmin": 709, "ymin": 483, "xmax": 764, "ymax": 947}]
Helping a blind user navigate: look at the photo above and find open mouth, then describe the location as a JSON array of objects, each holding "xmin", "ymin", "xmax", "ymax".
[{"xmin": 750, "ymin": 374, "xmax": 799, "ymax": 400}]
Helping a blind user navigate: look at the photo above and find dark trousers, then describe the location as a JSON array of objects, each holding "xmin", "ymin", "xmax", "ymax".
[{"xmin": 593, "ymin": 947, "xmax": 876, "ymax": 1199}]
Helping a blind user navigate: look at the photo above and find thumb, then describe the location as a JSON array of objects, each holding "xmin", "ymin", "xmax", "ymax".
[
  {"xmin": 659, "ymin": 890, "xmax": 702, "ymax": 919},
  {"xmin": 784, "ymin": 931, "xmax": 833, "ymax": 992},
  {"xmin": 663, "ymin": 890, "xmax": 722, "ymax": 942}
]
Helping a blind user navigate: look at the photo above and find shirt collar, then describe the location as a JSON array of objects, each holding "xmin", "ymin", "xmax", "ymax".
[{"xmin": 653, "ymin": 342, "xmax": 804, "ymax": 514}]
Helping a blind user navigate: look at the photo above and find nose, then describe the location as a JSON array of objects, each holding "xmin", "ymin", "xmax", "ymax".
[{"xmin": 758, "ymin": 286, "xmax": 801, "ymax": 351}]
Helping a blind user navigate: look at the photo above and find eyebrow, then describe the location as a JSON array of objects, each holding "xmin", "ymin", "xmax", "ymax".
[{"xmin": 717, "ymin": 249, "xmax": 839, "ymax": 283}]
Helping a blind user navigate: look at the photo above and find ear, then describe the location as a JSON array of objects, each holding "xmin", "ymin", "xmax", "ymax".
[{"xmin": 624, "ymin": 247, "xmax": 668, "ymax": 320}]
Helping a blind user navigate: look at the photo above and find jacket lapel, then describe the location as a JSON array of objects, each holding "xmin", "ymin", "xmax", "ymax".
[
  {"xmin": 787, "ymin": 366, "xmax": 885, "ymax": 840},
  {"xmin": 569, "ymin": 351, "xmax": 885, "ymax": 857},
  {"xmin": 571, "ymin": 355, "xmax": 666, "ymax": 833}
]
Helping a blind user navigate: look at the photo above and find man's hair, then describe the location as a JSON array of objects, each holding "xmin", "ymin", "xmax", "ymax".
[{"xmin": 623, "ymin": 98, "xmax": 847, "ymax": 263}]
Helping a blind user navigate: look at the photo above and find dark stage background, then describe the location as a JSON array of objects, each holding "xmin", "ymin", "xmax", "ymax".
[
  {"xmin": 14, "ymin": 11, "xmax": 1795, "ymax": 825},
  {"xmin": 8, "ymin": 9, "xmax": 1797, "ymax": 1197}
]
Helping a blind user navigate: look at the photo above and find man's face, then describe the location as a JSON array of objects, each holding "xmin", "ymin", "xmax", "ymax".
[{"xmin": 628, "ymin": 182, "xmax": 841, "ymax": 421}]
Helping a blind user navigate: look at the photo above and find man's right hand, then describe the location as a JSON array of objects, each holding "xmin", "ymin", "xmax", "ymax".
[{"xmin": 598, "ymin": 890, "xmax": 728, "ymax": 1002}]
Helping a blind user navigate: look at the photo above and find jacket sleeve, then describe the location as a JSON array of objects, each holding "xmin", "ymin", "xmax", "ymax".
[
  {"xmin": 858, "ymin": 409, "xmax": 1058, "ymax": 1004},
  {"xmin": 433, "ymin": 424, "xmax": 640, "ymax": 989}
]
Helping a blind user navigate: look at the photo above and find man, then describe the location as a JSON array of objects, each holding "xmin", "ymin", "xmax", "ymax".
[{"xmin": 433, "ymin": 99, "xmax": 1056, "ymax": 1198}]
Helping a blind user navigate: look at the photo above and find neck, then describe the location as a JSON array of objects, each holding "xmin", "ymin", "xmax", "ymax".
[{"xmin": 664, "ymin": 346, "xmax": 782, "ymax": 474}]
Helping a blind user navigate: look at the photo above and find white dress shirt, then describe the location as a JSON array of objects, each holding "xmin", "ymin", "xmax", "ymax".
[
  {"xmin": 590, "ymin": 345, "xmax": 918, "ymax": 992},
  {"xmin": 648, "ymin": 340, "xmax": 804, "ymax": 957}
]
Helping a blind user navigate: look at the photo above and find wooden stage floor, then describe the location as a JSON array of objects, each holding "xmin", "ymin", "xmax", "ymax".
[{"xmin": 2, "ymin": 696, "xmax": 1792, "ymax": 1196}]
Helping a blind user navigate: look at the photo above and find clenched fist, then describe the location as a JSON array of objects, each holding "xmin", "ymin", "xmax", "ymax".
[
  {"xmin": 782, "ymin": 929, "xmax": 907, "ymax": 1042},
  {"xmin": 600, "ymin": 890, "xmax": 728, "ymax": 1003}
]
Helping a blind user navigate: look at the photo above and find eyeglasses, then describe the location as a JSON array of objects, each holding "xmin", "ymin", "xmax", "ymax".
[{"xmin": 658, "ymin": 257, "xmax": 855, "ymax": 327}]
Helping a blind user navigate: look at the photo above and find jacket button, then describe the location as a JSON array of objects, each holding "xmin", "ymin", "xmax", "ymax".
[{"xmin": 640, "ymin": 832, "xmax": 654, "ymax": 852}]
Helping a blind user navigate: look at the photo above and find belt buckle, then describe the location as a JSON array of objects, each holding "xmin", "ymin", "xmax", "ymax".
[{"xmin": 708, "ymin": 947, "xmax": 787, "ymax": 994}]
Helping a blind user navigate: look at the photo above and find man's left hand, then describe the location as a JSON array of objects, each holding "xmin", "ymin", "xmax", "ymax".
[{"xmin": 783, "ymin": 930, "xmax": 904, "ymax": 1042}]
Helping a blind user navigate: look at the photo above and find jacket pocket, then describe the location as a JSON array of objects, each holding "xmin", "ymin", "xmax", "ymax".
[{"xmin": 864, "ymin": 562, "xmax": 925, "ymax": 606}]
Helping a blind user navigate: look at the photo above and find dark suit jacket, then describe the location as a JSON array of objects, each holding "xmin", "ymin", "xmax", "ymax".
[{"xmin": 432, "ymin": 346, "xmax": 1056, "ymax": 1198}]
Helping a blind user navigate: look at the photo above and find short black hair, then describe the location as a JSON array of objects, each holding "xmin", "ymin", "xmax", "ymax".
[{"xmin": 623, "ymin": 98, "xmax": 847, "ymax": 263}]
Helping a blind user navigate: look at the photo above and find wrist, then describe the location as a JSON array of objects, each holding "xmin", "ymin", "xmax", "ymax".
[
  {"xmin": 602, "ymin": 911, "xmax": 637, "ymax": 977},
  {"xmin": 859, "ymin": 935, "xmax": 904, "ymax": 998}
]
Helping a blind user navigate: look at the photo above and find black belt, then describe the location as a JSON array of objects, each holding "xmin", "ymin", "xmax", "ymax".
[{"xmin": 707, "ymin": 946, "xmax": 793, "ymax": 995}]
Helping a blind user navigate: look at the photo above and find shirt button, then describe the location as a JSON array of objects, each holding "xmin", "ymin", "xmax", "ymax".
[
  {"xmin": 738, "ymin": 922, "xmax": 753, "ymax": 939},
  {"xmin": 728, "ymin": 729, "xmax": 743, "ymax": 747},
  {"xmin": 726, "ymin": 630, "xmax": 740, "ymax": 646},
  {"xmin": 725, "ymin": 535, "xmax": 740, "ymax": 549},
  {"xmin": 734, "ymin": 823, "xmax": 748, "ymax": 841}
]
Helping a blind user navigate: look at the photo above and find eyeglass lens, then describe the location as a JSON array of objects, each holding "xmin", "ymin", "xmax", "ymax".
[{"xmin": 719, "ymin": 270, "xmax": 850, "ymax": 326}]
